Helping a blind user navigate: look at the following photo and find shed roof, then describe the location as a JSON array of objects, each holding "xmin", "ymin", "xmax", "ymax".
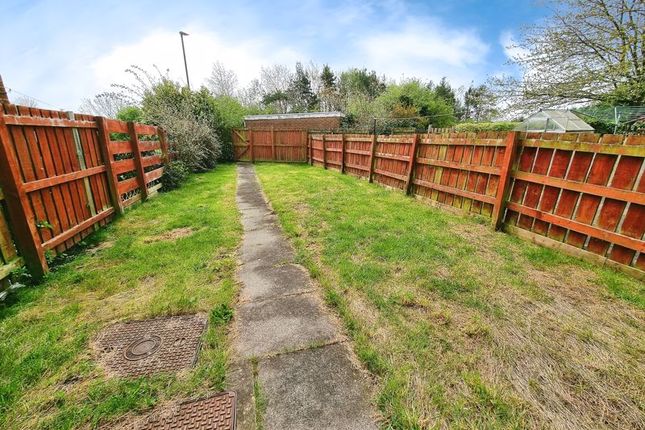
[
  {"xmin": 515, "ymin": 109, "xmax": 594, "ymax": 132},
  {"xmin": 244, "ymin": 111, "xmax": 345, "ymax": 121}
]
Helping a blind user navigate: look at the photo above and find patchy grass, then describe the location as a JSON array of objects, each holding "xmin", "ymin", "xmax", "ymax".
[
  {"xmin": 0, "ymin": 165, "xmax": 241, "ymax": 429},
  {"xmin": 255, "ymin": 163, "xmax": 645, "ymax": 430}
]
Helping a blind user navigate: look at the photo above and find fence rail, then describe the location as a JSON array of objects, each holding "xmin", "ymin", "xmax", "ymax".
[
  {"xmin": 302, "ymin": 130, "xmax": 645, "ymax": 278},
  {"xmin": 0, "ymin": 104, "xmax": 168, "ymax": 282}
]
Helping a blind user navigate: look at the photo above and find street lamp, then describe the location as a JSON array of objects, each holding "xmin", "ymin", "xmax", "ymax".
[{"xmin": 179, "ymin": 31, "xmax": 190, "ymax": 90}]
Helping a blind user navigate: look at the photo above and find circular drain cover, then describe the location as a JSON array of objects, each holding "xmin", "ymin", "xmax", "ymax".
[{"xmin": 124, "ymin": 335, "xmax": 162, "ymax": 361}]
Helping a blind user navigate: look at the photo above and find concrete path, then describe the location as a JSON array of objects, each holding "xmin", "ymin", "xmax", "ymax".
[{"xmin": 228, "ymin": 164, "xmax": 377, "ymax": 430}]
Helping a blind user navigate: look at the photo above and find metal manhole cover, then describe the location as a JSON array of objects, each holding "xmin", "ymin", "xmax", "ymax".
[
  {"xmin": 94, "ymin": 314, "xmax": 207, "ymax": 377},
  {"xmin": 138, "ymin": 392, "xmax": 237, "ymax": 430},
  {"xmin": 124, "ymin": 335, "xmax": 162, "ymax": 361}
]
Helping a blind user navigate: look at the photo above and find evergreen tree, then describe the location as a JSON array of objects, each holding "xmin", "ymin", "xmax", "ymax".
[{"xmin": 289, "ymin": 62, "xmax": 318, "ymax": 112}]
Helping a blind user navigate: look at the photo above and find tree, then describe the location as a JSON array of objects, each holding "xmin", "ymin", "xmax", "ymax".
[
  {"xmin": 433, "ymin": 77, "xmax": 461, "ymax": 116},
  {"xmin": 463, "ymin": 84, "xmax": 498, "ymax": 121},
  {"xmin": 79, "ymin": 92, "xmax": 129, "ymax": 118},
  {"xmin": 258, "ymin": 64, "xmax": 293, "ymax": 113},
  {"xmin": 492, "ymin": 0, "xmax": 645, "ymax": 112},
  {"xmin": 376, "ymin": 80, "xmax": 456, "ymax": 128},
  {"xmin": 339, "ymin": 68, "xmax": 386, "ymax": 101},
  {"xmin": 288, "ymin": 62, "xmax": 318, "ymax": 112},
  {"xmin": 207, "ymin": 61, "xmax": 238, "ymax": 97},
  {"xmin": 319, "ymin": 64, "xmax": 342, "ymax": 111}
]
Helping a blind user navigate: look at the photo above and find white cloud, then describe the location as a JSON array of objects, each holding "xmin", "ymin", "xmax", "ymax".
[
  {"xmin": 499, "ymin": 30, "xmax": 528, "ymax": 60},
  {"xmin": 90, "ymin": 25, "xmax": 304, "ymax": 99},
  {"xmin": 353, "ymin": 18, "xmax": 490, "ymax": 87}
]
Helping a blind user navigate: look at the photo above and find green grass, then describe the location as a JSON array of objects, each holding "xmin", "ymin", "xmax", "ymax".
[
  {"xmin": 0, "ymin": 165, "xmax": 241, "ymax": 429},
  {"xmin": 255, "ymin": 163, "xmax": 645, "ymax": 430}
]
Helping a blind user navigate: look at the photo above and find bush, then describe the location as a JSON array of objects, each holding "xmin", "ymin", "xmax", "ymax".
[
  {"xmin": 142, "ymin": 81, "xmax": 221, "ymax": 172},
  {"xmin": 161, "ymin": 160, "xmax": 190, "ymax": 191},
  {"xmin": 455, "ymin": 121, "xmax": 519, "ymax": 132}
]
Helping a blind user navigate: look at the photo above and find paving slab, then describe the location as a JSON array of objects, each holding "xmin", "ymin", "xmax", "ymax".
[
  {"xmin": 258, "ymin": 343, "xmax": 377, "ymax": 430},
  {"xmin": 226, "ymin": 361, "xmax": 256, "ymax": 430},
  {"xmin": 239, "ymin": 263, "xmax": 312, "ymax": 302},
  {"xmin": 235, "ymin": 292, "xmax": 339, "ymax": 358}
]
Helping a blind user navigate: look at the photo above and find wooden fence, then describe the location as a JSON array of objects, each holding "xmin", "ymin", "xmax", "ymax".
[
  {"xmin": 233, "ymin": 128, "xmax": 308, "ymax": 162},
  {"xmin": 0, "ymin": 104, "xmax": 168, "ymax": 283},
  {"xmin": 308, "ymin": 131, "xmax": 645, "ymax": 278}
]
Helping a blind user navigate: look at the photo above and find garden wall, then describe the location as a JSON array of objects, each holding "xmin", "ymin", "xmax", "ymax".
[
  {"xmin": 307, "ymin": 131, "xmax": 645, "ymax": 278},
  {"xmin": 0, "ymin": 104, "xmax": 168, "ymax": 282}
]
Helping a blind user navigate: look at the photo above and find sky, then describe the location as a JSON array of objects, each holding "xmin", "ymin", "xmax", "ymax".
[{"xmin": 0, "ymin": 0, "xmax": 548, "ymax": 111}]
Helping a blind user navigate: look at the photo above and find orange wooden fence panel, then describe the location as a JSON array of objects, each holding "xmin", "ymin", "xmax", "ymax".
[
  {"xmin": 504, "ymin": 132, "xmax": 645, "ymax": 273},
  {"xmin": 0, "ymin": 104, "xmax": 168, "ymax": 279}
]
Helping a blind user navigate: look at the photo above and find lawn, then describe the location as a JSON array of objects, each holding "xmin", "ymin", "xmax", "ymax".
[
  {"xmin": 0, "ymin": 165, "xmax": 241, "ymax": 429},
  {"xmin": 255, "ymin": 163, "xmax": 645, "ymax": 430}
]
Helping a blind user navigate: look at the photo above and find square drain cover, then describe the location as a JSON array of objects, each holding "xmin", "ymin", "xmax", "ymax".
[
  {"xmin": 104, "ymin": 392, "xmax": 237, "ymax": 430},
  {"xmin": 95, "ymin": 314, "xmax": 207, "ymax": 377},
  {"xmin": 138, "ymin": 392, "xmax": 236, "ymax": 430}
]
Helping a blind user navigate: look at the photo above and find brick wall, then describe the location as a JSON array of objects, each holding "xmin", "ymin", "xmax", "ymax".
[{"xmin": 245, "ymin": 116, "xmax": 342, "ymax": 130}]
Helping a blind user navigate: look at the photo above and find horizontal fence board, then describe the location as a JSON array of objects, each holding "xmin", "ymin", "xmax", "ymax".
[
  {"xmin": 3, "ymin": 115, "xmax": 97, "ymax": 129},
  {"xmin": 22, "ymin": 166, "xmax": 106, "ymax": 192}
]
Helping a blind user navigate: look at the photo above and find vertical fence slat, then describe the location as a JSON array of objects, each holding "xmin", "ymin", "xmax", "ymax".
[
  {"xmin": 368, "ymin": 134, "xmax": 377, "ymax": 183},
  {"xmin": 492, "ymin": 131, "xmax": 519, "ymax": 229},
  {"xmin": 340, "ymin": 133, "xmax": 346, "ymax": 174},
  {"xmin": 128, "ymin": 121, "xmax": 148, "ymax": 201},
  {"xmin": 249, "ymin": 130, "xmax": 255, "ymax": 163},
  {"xmin": 322, "ymin": 134, "xmax": 327, "ymax": 169},
  {"xmin": 405, "ymin": 133, "xmax": 420, "ymax": 195}
]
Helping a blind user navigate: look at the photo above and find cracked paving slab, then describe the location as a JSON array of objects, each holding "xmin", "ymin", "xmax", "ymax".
[{"xmin": 232, "ymin": 163, "xmax": 377, "ymax": 430}]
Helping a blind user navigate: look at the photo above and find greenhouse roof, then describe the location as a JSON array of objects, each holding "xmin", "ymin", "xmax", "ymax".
[{"xmin": 516, "ymin": 110, "xmax": 594, "ymax": 133}]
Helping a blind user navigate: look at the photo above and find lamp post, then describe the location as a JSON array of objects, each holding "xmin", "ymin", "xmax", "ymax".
[{"xmin": 179, "ymin": 31, "xmax": 190, "ymax": 90}]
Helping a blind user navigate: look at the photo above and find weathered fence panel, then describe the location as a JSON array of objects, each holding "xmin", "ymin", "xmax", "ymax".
[
  {"xmin": 307, "ymin": 130, "xmax": 645, "ymax": 278},
  {"xmin": 233, "ymin": 128, "xmax": 308, "ymax": 162},
  {"xmin": 0, "ymin": 104, "xmax": 168, "ymax": 279},
  {"xmin": 504, "ymin": 132, "xmax": 645, "ymax": 273}
]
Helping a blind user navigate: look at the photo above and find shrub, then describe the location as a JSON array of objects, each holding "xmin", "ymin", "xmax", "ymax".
[
  {"xmin": 142, "ymin": 81, "xmax": 222, "ymax": 172},
  {"xmin": 455, "ymin": 121, "xmax": 519, "ymax": 132},
  {"xmin": 161, "ymin": 160, "xmax": 190, "ymax": 191}
]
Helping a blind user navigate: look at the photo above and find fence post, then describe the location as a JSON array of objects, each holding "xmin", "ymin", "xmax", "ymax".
[
  {"xmin": 492, "ymin": 131, "xmax": 519, "ymax": 230},
  {"xmin": 322, "ymin": 134, "xmax": 327, "ymax": 169},
  {"xmin": 271, "ymin": 126, "xmax": 276, "ymax": 161},
  {"xmin": 405, "ymin": 133, "xmax": 420, "ymax": 195},
  {"xmin": 368, "ymin": 133, "xmax": 377, "ymax": 183},
  {"xmin": 308, "ymin": 134, "xmax": 313, "ymax": 165},
  {"xmin": 128, "ymin": 121, "xmax": 148, "ymax": 201},
  {"xmin": 0, "ymin": 110, "xmax": 47, "ymax": 278},
  {"xmin": 96, "ymin": 116, "xmax": 124, "ymax": 214},
  {"xmin": 249, "ymin": 129, "xmax": 255, "ymax": 163},
  {"xmin": 340, "ymin": 133, "xmax": 346, "ymax": 174},
  {"xmin": 158, "ymin": 127, "xmax": 169, "ymax": 162}
]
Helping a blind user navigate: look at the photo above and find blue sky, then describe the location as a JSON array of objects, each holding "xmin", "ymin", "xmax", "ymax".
[{"xmin": 0, "ymin": 0, "xmax": 547, "ymax": 110}]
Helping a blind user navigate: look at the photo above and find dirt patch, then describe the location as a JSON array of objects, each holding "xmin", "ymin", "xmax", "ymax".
[
  {"xmin": 88, "ymin": 241, "xmax": 114, "ymax": 256},
  {"xmin": 144, "ymin": 227, "xmax": 195, "ymax": 243}
]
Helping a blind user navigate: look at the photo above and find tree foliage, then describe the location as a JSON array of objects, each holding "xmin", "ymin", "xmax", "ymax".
[
  {"xmin": 492, "ymin": 0, "xmax": 645, "ymax": 112},
  {"xmin": 207, "ymin": 61, "xmax": 239, "ymax": 98}
]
